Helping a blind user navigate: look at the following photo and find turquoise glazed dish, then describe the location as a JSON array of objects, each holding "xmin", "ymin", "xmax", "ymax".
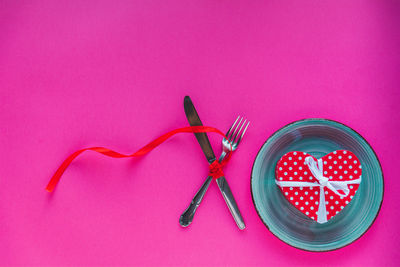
[{"xmin": 251, "ymin": 119, "xmax": 383, "ymax": 251}]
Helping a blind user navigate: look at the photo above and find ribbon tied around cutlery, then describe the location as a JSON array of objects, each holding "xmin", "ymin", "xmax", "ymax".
[
  {"xmin": 209, "ymin": 160, "xmax": 227, "ymax": 179},
  {"xmin": 46, "ymin": 126, "xmax": 231, "ymax": 192}
]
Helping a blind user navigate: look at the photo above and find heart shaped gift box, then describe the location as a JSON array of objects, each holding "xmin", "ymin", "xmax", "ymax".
[{"xmin": 275, "ymin": 150, "xmax": 362, "ymax": 223}]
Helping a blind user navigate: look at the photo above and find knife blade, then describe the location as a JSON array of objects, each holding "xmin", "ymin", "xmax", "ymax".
[
  {"xmin": 183, "ymin": 96, "xmax": 216, "ymax": 163},
  {"xmin": 180, "ymin": 96, "xmax": 245, "ymax": 230}
]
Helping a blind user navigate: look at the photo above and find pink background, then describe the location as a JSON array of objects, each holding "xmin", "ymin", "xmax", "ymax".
[{"xmin": 1, "ymin": 0, "xmax": 399, "ymax": 266}]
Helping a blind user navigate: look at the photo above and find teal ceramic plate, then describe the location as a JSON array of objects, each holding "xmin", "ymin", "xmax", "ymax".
[{"xmin": 251, "ymin": 119, "xmax": 383, "ymax": 251}]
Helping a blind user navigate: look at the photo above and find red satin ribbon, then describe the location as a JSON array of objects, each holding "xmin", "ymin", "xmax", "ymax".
[
  {"xmin": 46, "ymin": 126, "xmax": 231, "ymax": 192},
  {"xmin": 209, "ymin": 160, "xmax": 225, "ymax": 179}
]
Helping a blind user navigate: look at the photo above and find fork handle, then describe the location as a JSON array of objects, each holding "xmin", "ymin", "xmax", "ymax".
[
  {"xmin": 180, "ymin": 152, "xmax": 230, "ymax": 227},
  {"xmin": 179, "ymin": 176, "xmax": 213, "ymax": 227}
]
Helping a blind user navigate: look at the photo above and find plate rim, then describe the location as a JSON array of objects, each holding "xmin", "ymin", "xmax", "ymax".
[{"xmin": 250, "ymin": 118, "xmax": 384, "ymax": 252}]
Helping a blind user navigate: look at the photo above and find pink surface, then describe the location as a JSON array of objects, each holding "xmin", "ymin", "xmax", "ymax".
[{"xmin": 0, "ymin": 0, "xmax": 399, "ymax": 266}]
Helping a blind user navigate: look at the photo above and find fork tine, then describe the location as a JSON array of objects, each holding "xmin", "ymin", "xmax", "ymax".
[
  {"xmin": 235, "ymin": 121, "xmax": 250, "ymax": 146},
  {"xmin": 229, "ymin": 116, "xmax": 243, "ymax": 141},
  {"xmin": 226, "ymin": 116, "xmax": 239, "ymax": 138},
  {"xmin": 232, "ymin": 119, "xmax": 246, "ymax": 144}
]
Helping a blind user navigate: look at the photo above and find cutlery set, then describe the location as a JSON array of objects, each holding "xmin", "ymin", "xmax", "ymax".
[
  {"xmin": 46, "ymin": 95, "xmax": 250, "ymax": 230},
  {"xmin": 180, "ymin": 96, "xmax": 249, "ymax": 230}
]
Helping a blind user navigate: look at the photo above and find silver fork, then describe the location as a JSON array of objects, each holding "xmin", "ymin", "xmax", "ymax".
[
  {"xmin": 179, "ymin": 116, "xmax": 250, "ymax": 227},
  {"xmin": 220, "ymin": 116, "xmax": 250, "ymax": 161}
]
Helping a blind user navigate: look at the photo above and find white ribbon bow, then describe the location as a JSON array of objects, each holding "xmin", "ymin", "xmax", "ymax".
[{"xmin": 276, "ymin": 156, "xmax": 361, "ymax": 223}]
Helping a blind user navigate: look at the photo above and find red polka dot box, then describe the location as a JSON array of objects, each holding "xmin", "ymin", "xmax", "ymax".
[
  {"xmin": 251, "ymin": 119, "xmax": 383, "ymax": 251},
  {"xmin": 275, "ymin": 150, "xmax": 362, "ymax": 223}
]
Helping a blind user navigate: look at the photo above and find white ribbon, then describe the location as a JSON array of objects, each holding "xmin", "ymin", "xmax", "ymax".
[{"xmin": 276, "ymin": 156, "xmax": 361, "ymax": 223}]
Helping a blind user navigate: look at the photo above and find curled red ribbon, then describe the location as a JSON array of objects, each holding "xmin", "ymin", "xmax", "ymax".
[{"xmin": 46, "ymin": 126, "xmax": 231, "ymax": 192}]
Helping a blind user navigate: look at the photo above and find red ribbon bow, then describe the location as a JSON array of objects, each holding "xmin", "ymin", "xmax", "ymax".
[
  {"xmin": 209, "ymin": 160, "xmax": 227, "ymax": 179},
  {"xmin": 46, "ymin": 126, "xmax": 231, "ymax": 192}
]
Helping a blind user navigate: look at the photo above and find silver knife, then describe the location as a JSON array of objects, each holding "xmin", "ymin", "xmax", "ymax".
[{"xmin": 180, "ymin": 96, "xmax": 245, "ymax": 230}]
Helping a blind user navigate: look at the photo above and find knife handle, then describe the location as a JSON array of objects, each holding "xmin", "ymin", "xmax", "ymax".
[
  {"xmin": 216, "ymin": 177, "xmax": 246, "ymax": 230},
  {"xmin": 179, "ymin": 176, "xmax": 213, "ymax": 227}
]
